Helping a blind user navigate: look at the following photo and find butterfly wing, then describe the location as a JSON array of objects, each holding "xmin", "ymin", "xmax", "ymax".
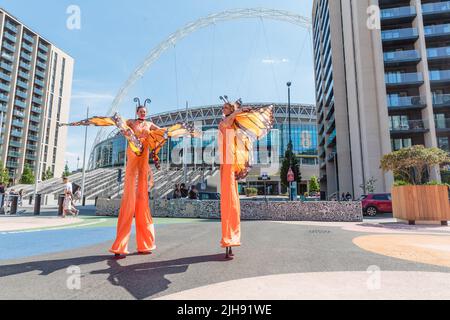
[
  {"xmin": 60, "ymin": 113, "xmax": 143, "ymax": 156},
  {"xmin": 147, "ymin": 123, "xmax": 200, "ymax": 169},
  {"xmin": 233, "ymin": 105, "xmax": 274, "ymax": 180}
]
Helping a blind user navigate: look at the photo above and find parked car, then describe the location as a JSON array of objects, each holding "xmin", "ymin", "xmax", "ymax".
[
  {"xmin": 361, "ymin": 193, "xmax": 392, "ymax": 216},
  {"xmin": 198, "ymin": 192, "xmax": 220, "ymax": 201}
]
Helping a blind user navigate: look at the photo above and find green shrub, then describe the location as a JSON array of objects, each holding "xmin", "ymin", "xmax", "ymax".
[
  {"xmin": 245, "ymin": 188, "xmax": 258, "ymax": 197},
  {"xmin": 394, "ymin": 180, "xmax": 410, "ymax": 186}
]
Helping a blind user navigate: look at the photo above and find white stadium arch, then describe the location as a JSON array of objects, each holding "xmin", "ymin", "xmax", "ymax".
[{"xmin": 92, "ymin": 8, "xmax": 312, "ymax": 148}]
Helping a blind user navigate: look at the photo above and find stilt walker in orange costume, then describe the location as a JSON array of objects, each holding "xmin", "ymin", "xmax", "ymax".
[
  {"xmin": 218, "ymin": 96, "xmax": 274, "ymax": 259},
  {"xmin": 61, "ymin": 98, "xmax": 197, "ymax": 259}
]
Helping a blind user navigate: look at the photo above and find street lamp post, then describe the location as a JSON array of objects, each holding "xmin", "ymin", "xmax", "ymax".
[
  {"xmin": 81, "ymin": 107, "xmax": 89, "ymax": 201},
  {"xmin": 287, "ymin": 82, "xmax": 292, "ymax": 146}
]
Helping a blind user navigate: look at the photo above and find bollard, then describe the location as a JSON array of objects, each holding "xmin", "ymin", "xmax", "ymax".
[
  {"xmin": 29, "ymin": 195, "xmax": 33, "ymax": 205},
  {"xmin": 34, "ymin": 194, "xmax": 41, "ymax": 215},
  {"xmin": 95, "ymin": 196, "xmax": 98, "ymax": 207},
  {"xmin": 82, "ymin": 195, "xmax": 86, "ymax": 206},
  {"xmin": 58, "ymin": 194, "xmax": 65, "ymax": 216},
  {"xmin": 10, "ymin": 195, "xmax": 18, "ymax": 215}
]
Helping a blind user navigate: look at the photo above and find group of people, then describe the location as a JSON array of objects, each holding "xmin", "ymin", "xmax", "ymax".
[
  {"xmin": 62, "ymin": 97, "xmax": 274, "ymax": 259},
  {"xmin": 62, "ymin": 176, "xmax": 80, "ymax": 218},
  {"xmin": 0, "ymin": 183, "xmax": 24, "ymax": 212},
  {"xmin": 172, "ymin": 183, "xmax": 199, "ymax": 200}
]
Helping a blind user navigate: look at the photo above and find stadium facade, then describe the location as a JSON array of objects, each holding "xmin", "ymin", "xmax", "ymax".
[{"xmin": 90, "ymin": 103, "xmax": 319, "ymax": 195}]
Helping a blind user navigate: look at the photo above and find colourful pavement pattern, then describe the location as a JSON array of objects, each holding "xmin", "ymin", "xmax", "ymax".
[{"xmin": 0, "ymin": 215, "xmax": 202, "ymax": 260}]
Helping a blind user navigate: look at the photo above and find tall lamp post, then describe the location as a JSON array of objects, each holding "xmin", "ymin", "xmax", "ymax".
[{"xmin": 286, "ymin": 82, "xmax": 295, "ymax": 201}]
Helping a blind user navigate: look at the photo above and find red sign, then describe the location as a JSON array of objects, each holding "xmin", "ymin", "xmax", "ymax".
[{"xmin": 287, "ymin": 168, "xmax": 295, "ymax": 183}]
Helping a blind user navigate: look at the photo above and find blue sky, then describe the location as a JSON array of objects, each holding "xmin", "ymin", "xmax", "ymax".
[{"xmin": 2, "ymin": 0, "xmax": 315, "ymax": 171}]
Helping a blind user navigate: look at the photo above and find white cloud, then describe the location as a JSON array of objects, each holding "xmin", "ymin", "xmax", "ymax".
[{"xmin": 261, "ymin": 58, "xmax": 290, "ymax": 64}]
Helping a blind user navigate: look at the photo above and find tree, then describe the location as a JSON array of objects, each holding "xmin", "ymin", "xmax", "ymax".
[
  {"xmin": 280, "ymin": 142, "xmax": 302, "ymax": 189},
  {"xmin": 308, "ymin": 176, "xmax": 320, "ymax": 193},
  {"xmin": 62, "ymin": 164, "xmax": 70, "ymax": 178},
  {"xmin": 359, "ymin": 176, "xmax": 377, "ymax": 194},
  {"xmin": 380, "ymin": 145, "xmax": 450, "ymax": 185},
  {"xmin": 20, "ymin": 164, "xmax": 35, "ymax": 185},
  {"xmin": 42, "ymin": 167, "xmax": 54, "ymax": 181},
  {"xmin": 0, "ymin": 162, "xmax": 9, "ymax": 185}
]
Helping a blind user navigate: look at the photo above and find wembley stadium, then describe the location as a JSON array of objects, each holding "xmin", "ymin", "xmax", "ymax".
[{"xmin": 89, "ymin": 103, "xmax": 319, "ymax": 196}]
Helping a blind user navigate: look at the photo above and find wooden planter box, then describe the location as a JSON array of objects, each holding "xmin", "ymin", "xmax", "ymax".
[{"xmin": 392, "ymin": 185, "xmax": 450, "ymax": 225}]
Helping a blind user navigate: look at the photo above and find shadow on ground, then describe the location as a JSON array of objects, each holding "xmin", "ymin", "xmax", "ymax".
[{"xmin": 0, "ymin": 253, "xmax": 227, "ymax": 299}]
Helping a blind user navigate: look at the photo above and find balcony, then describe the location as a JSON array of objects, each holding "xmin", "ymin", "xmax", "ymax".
[
  {"xmin": 5, "ymin": 22, "xmax": 18, "ymax": 33},
  {"xmin": 429, "ymin": 70, "xmax": 450, "ymax": 84},
  {"xmin": 424, "ymin": 24, "xmax": 450, "ymax": 39},
  {"xmin": 382, "ymin": 27, "xmax": 419, "ymax": 44},
  {"xmin": 18, "ymin": 71, "xmax": 30, "ymax": 80},
  {"xmin": 0, "ymin": 62, "xmax": 13, "ymax": 72},
  {"xmin": 10, "ymin": 130, "xmax": 23, "ymax": 138},
  {"xmin": 318, "ymin": 122, "xmax": 325, "ymax": 135},
  {"xmin": 9, "ymin": 140, "xmax": 21, "ymax": 148},
  {"xmin": 390, "ymin": 119, "xmax": 429, "ymax": 134},
  {"xmin": 387, "ymin": 96, "xmax": 426, "ymax": 111},
  {"xmin": 35, "ymin": 70, "xmax": 45, "ymax": 78},
  {"xmin": 0, "ymin": 72, "xmax": 11, "ymax": 82},
  {"xmin": 38, "ymin": 43, "xmax": 49, "ymax": 52},
  {"xmin": 0, "ymin": 82, "xmax": 10, "ymax": 92},
  {"xmin": 13, "ymin": 109, "xmax": 25, "ymax": 118},
  {"xmin": 0, "ymin": 93, "xmax": 9, "ymax": 103},
  {"xmin": 435, "ymin": 118, "xmax": 450, "ymax": 132},
  {"xmin": 35, "ymin": 80, "xmax": 45, "ymax": 89},
  {"xmin": 31, "ymin": 106, "xmax": 41, "ymax": 114},
  {"xmin": 15, "ymin": 90, "xmax": 27, "ymax": 99},
  {"xmin": 27, "ymin": 144, "xmax": 37, "ymax": 151},
  {"xmin": 433, "ymin": 94, "xmax": 450, "ymax": 109},
  {"xmin": 3, "ymin": 32, "xmax": 17, "ymax": 43},
  {"xmin": 422, "ymin": 1, "xmax": 450, "ymax": 19},
  {"xmin": 23, "ymin": 33, "xmax": 34, "ymax": 43},
  {"xmin": 32, "ymin": 96, "xmax": 43, "ymax": 105},
  {"xmin": 1, "ymin": 52, "xmax": 14, "ymax": 62},
  {"xmin": 20, "ymin": 51, "xmax": 32, "ymax": 61},
  {"xmin": 16, "ymin": 80, "xmax": 28, "ymax": 90},
  {"xmin": 30, "ymin": 115, "xmax": 40, "ymax": 122},
  {"xmin": 427, "ymin": 46, "xmax": 450, "ymax": 61},
  {"xmin": 22, "ymin": 42, "xmax": 33, "ymax": 52},
  {"xmin": 28, "ymin": 135, "xmax": 38, "ymax": 142},
  {"xmin": 319, "ymin": 134, "xmax": 325, "ymax": 147},
  {"xmin": 326, "ymin": 115, "xmax": 335, "ymax": 134},
  {"xmin": 381, "ymin": 6, "xmax": 416, "ymax": 25},
  {"xmin": 25, "ymin": 154, "xmax": 36, "ymax": 161},
  {"xmin": 12, "ymin": 120, "xmax": 24, "ymax": 128},
  {"xmin": 19, "ymin": 61, "xmax": 31, "ymax": 71},
  {"xmin": 385, "ymin": 72, "xmax": 424, "ymax": 87},
  {"xmin": 2, "ymin": 41, "xmax": 15, "ymax": 52},
  {"xmin": 36, "ymin": 61, "xmax": 47, "ymax": 70},
  {"xmin": 384, "ymin": 50, "xmax": 421, "ymax": 66},
  {"xmin": 37, "ymin": 52, "xmax": 48, "ymax": 61},
  {"xmin": 8, "ymin": 151, "xmax": 21, "ymax": 158},
  {"xmin": 6, "ymin": 161, "xmax": 19, "ymax": 168},
  {"xmin": 14, "ymin": 100, "xmax": 27, "ymax": 109},
  {"xmin": 34, "ymin": 87, "xmax": 44, "ymax": 96},
  {"xmin": 28, "ymin": 124, "xmax": 39, "ymax": 132},
  {"xmin": 325, "ymin": 129, "xmax": 337, "ymax": 148}
]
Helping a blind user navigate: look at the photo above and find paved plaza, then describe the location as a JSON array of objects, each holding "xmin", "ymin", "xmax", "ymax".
[{"xmin": 1, "ymin": 206, "xmax": 450, "ymax": 300}]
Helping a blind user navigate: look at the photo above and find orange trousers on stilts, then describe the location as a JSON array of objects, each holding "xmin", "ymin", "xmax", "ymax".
[
  {"xmin": 109, "ymin": 141, "xmax": 155, "ymax": 255},
  {"xmin": 219, "ymin": 124, "xmax": 241, "ymax": 248}
]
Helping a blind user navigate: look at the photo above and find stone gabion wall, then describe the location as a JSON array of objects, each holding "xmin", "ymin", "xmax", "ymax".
[{"xmin": 96, "ymin": 198, "xmax": 363, "ymax": 222}]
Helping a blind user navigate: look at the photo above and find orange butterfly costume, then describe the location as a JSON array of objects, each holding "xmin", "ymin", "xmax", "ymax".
[
  {"xmin": 61, "ymin": 112, "xmax": 198, "ymax": 255},
  {"xmin": 218, "ymin": 104, "xmax": 274, "ymax": 250}
]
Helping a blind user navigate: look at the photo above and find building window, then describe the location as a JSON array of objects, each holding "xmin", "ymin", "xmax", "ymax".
[{"xmin": 438, "ymin": 137, "xmax": 449, "ymax": 152}]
